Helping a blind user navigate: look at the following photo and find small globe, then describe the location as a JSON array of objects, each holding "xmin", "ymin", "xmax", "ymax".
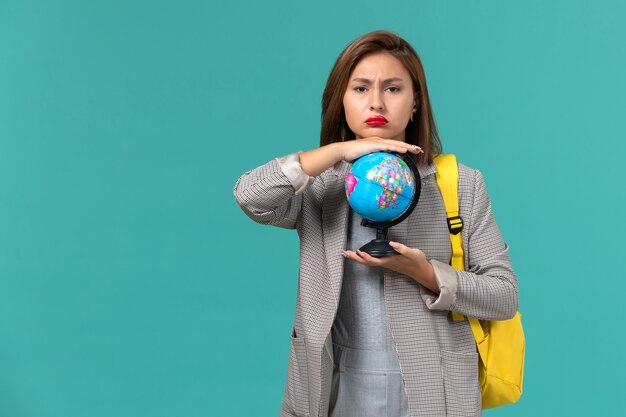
[{"xmin": 345, "ymin": 152, "xmax": 416, "ymax": 223}]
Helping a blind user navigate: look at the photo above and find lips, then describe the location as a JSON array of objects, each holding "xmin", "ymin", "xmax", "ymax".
[{"xmin": 365, "ymin": 116, "xmax": 388, "ymax": 126}]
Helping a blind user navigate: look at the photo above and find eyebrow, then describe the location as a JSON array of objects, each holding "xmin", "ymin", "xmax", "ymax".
[{"xmin": 351, "ymin": 77, "xmax": 405, "ymax": 84}]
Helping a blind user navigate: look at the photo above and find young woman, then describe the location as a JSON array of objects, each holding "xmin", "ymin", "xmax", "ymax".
[{"xmin": 233, "ymin": 30, "xmax": 518, "ymax": 417}]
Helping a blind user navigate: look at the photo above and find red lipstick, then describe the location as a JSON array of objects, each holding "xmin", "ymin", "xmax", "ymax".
[{"xmin": 365, "ymin": 116, "xmax": 388, "ymax": 126}]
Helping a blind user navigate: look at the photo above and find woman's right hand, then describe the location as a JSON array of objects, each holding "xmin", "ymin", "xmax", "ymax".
[
  {"xmin": 299, "ymin": 137, "xmax": 422, "ymax": 177},
  {"xmin": 338, "ymin": 137, "xmax": 422, "ymax": 162}
]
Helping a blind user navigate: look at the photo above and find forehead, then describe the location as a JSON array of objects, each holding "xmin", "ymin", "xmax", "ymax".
[{"xmin": 349, "ymin": 52, "xmax": 410, "ymax": 80}]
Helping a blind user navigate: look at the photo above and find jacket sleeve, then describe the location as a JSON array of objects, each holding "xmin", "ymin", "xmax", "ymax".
[
  {"xmin": 420, "ymin": 169, "xmax": 518, "ymax": 320},
  {"xmin": 233, "ymin": 151, "xmax": 316, "ymax": 229}
]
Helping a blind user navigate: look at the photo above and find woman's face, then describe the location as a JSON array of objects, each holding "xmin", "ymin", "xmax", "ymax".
[{"xmin": 343, "ymin": 52, "xmax": 416, "ymax": 142}]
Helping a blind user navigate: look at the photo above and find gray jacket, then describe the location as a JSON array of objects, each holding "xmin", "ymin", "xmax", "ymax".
[{"xmin": 233, "ymin": 151, "xmax": 518, "ymax": 417}]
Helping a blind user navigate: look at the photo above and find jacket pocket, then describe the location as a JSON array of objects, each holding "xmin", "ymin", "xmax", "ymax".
[
  {"xmin": 282, "ymin": 332, "xmax": 310, "ymax": 417},
  {"xmin": 440, "ymin": 350, "xmax": 481, "ymax": 417}
]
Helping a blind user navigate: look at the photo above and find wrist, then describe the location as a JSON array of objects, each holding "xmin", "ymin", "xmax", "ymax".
[
  {"xmin": 300, "ymin": 142, "xmax": 345, "ymax": 177},
  {"xmin": 329, "ymin": 142, "xmax": 345, "ymax": 163},
  {"xmin": 415, "ymin": 260, "xmax": 438, "ymax": 293}
]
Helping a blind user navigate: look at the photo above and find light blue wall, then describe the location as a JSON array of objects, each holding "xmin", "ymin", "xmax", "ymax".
[{"xmin": 1, "ymin": 1, "xmax": 624, "ymax": 416}]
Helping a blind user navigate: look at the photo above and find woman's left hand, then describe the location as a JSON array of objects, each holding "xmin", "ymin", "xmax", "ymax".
[{"xmin": 342, "ymin": 241, "xmax": 440, "ymax": 293}]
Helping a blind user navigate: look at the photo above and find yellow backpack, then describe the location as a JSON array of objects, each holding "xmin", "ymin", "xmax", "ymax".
[{"xmin": 433, "ymin": 154, "xmax": 525, "ymax": 409}]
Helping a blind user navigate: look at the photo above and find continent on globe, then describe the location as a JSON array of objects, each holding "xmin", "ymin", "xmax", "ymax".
[
  {"xmin": 345, "ymin": 172, "xmax": 357, "ymax": 198},
  {"xmin": 365, "ymin": 158, "xmax": 412, "ymax": 210}
]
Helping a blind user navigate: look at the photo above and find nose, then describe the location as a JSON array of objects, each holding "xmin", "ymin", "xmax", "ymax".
[{"xmin": 369, "ymin": 88, "xmax": 384, "ymax": 110}]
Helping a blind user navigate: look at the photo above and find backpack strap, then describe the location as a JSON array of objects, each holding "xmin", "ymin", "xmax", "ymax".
[{"xmin": 433, "ymin": 154, "xmax": 465, "ymax": 321}]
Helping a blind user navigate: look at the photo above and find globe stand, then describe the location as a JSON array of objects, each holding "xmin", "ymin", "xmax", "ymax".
[
  {"xmin": 358, "ymin": 222, "xmax": 398, "ymax": 257},
  {"xmin": 355, "ymin": 152, "xmax": 422, "ymax": 258}
]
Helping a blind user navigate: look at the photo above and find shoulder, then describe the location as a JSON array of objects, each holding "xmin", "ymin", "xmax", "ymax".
[
  {"xmin": 457, "ymin": 160, "xmax": 480, "ymax": 180},
  {"xmin": 456, "ymin": 160, "xmax": 490, "ymax": 212},
  {"xmin": 455, "ymin": 160, "xmax": 496, "ymax": 226},
  {"xmin": 457, "ymin": 160, "xmax": 487, "ymax": 192}
]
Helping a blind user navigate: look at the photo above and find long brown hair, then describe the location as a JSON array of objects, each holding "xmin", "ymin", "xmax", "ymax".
[{"xmin": 321, "ymin": 30, "xmax": 442, "ymax": 166}]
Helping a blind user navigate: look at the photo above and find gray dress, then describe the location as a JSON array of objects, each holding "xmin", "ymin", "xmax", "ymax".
[{"xmin": 328, "ymin": 209, "xmax": 412, "ymax": 417}]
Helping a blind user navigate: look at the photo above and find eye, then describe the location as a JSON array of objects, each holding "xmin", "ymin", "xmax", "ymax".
[
  {"xmin": 354, "ymin": 86, "xmax": 367, "ymax": 93},
  {"xmin": 387, "ymin": 87, "xmax": 400, "ymax": 93}
]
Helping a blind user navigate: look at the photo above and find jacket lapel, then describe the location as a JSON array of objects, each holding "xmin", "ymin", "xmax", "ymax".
[{"xmin": 322, "ymin": 161, "xmax": 351, "ymax": 307}]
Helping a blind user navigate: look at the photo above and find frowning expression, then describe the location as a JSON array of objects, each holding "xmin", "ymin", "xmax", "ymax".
[{"xmin": 343, "ymin": 52, "xmax": 417, "ymax": 142}]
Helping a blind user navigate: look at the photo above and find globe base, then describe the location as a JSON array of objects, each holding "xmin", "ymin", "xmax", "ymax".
[{"xmin": 359, "ymin": 239, "xmax": 399, "ymax": 258}]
